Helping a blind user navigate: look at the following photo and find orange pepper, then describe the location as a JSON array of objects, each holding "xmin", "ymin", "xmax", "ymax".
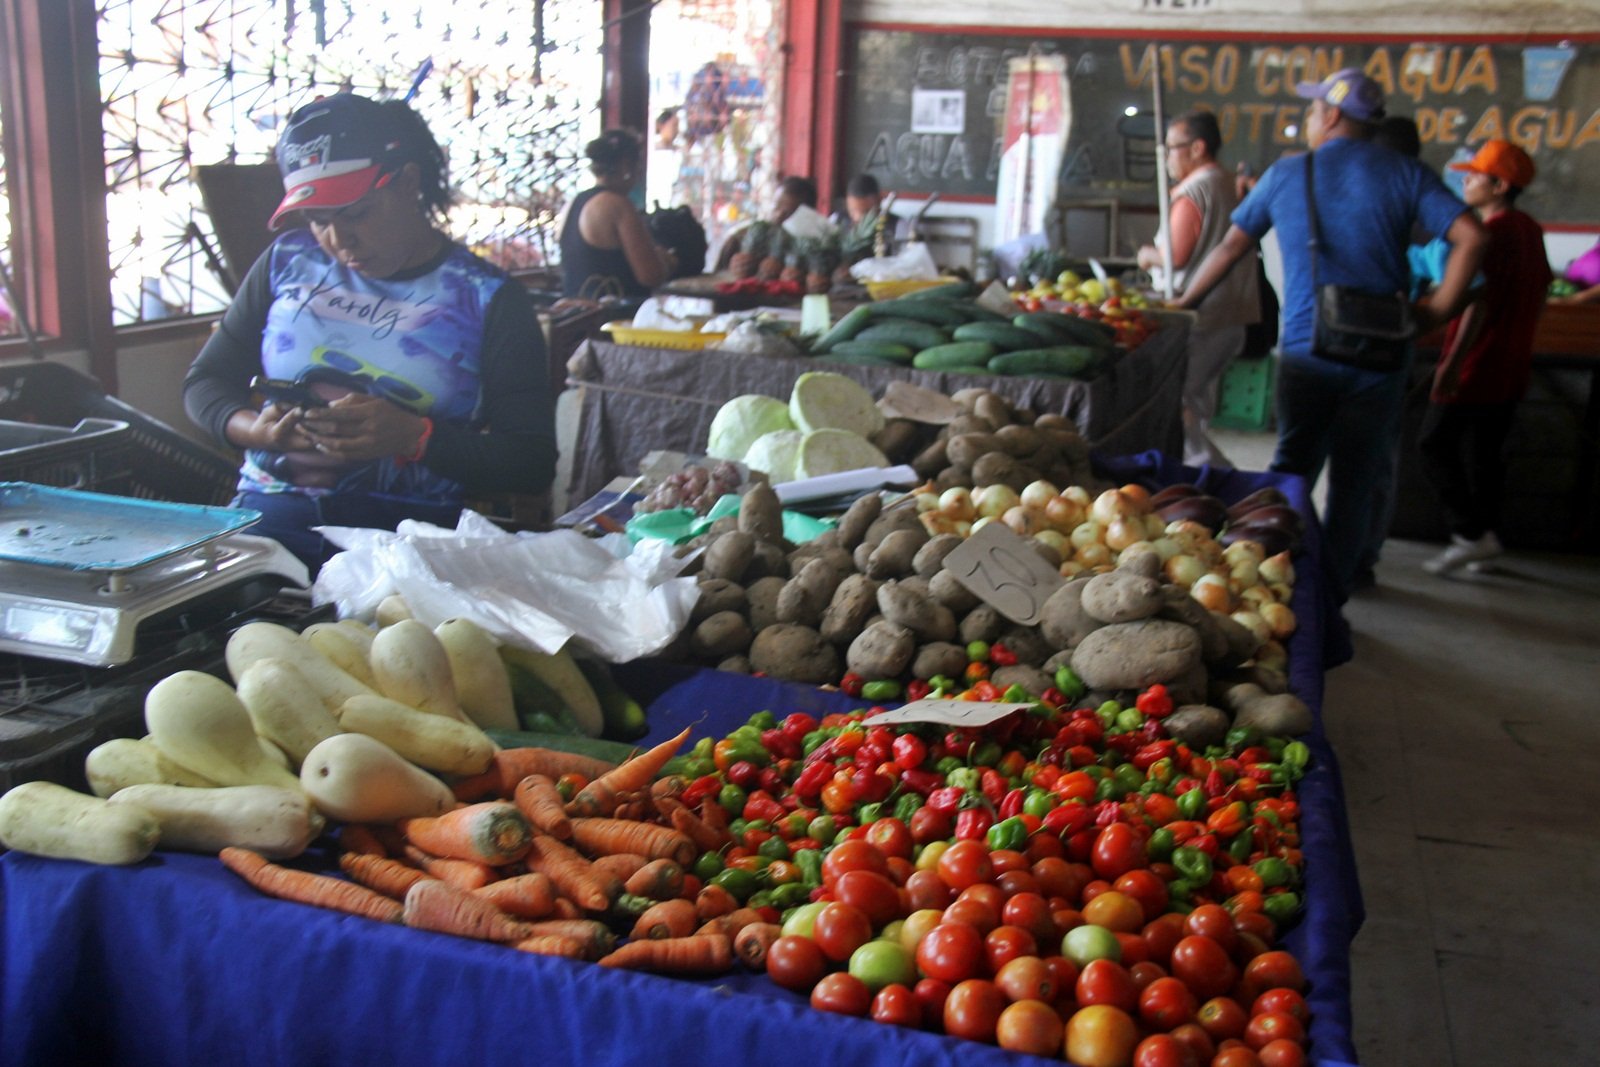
[
  {"xmin": 964, "ymin": 661, "xmax": 991, "ymax": 684},
  {"xmin": 1233, "ymin": 777, "xmax": 1259, "ymax": 801},
  {"xmin": 1207, "ymin": 801, "xmax": 1249, "ymax": 838},
  {"xmin": 998, "ymin": 750, "xmax": 1026, "ymax": 779},
  {"xmin": 1141, "ymin": 792, "xmax": 1178, "ymax": 827},
  {"xmin": 1226, "ymin": 889, "xmax": 1266, "ymax": 914},
  {"xmin": 1225, "ymin": 866, "xmax": 1265, "ymax": 894},
  {"xmin": 972, "ymin": 680, "xmax": 1000, "ymax": 702},
  {"xmin": 1054, "ymin": 771, "xmax": 1096, "ymax": 803},
  {"xmin": 833, "ymin": 730, "xmax": 864, "ymax": 756}
]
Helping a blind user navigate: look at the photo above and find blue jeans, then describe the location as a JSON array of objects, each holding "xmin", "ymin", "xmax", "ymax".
[
  {"xmin": 237, "ymin": 489, "xmax": 465, "ymax": 572},
  {"xmin": 1272, "ymin": 355, "xmax": 1409, "ymax": 601}
]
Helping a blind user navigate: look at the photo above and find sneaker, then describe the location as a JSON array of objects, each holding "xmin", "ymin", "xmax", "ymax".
[{"xmin": 1423, "ymin": 531, "xmax": 1503, "ymax": 576}]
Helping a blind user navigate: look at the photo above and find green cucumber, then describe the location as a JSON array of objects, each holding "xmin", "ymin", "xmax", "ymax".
[
  {"xmin": 912, "ymin": 341, "xmax": 999, "ymax": 370},
  {"xmin": 987, "ymin": 345, "xmax": 1100, "ymax": 378},
  {"xmin": 1022, "ymin": 309, "xmax": 1118, "ymax": 340},
  {"xmin": 574, "ymin": 658, "xmax": 650, "ymax": 742},
  {"xmin": 827, "ymin": 340, "xmax": 916, "ymax": 364},
  {"xmin": 811, "ymin": 304, "xmax": 875, "ymax": 352},
  {"xmin": 856, "ymin": 319, "xmax": 952, "ymax": 351},
  {"xmin": 901, "ymin": 280, "xmax": 976, "ymax": 300},
  {"xmin": 951, "ymin": 322, "xmax": 1045, "ymax": 351},
  {"xmin": 869, "ymin": 300, "xmax": 969, "ymax": 327},
  {"xmin": 825, "ymin": 351, "xmax": 905, "ymax": 367}
]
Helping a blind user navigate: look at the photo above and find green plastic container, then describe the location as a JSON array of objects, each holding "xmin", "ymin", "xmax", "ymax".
[{"xmin": 1212, "ymin": 356, "xmax": 1275, "ymax": 432}]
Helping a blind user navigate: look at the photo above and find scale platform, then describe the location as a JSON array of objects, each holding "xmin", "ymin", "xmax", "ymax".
[{"xmin": 0, "ymin": 483, "xmax": 308, "ymax": 666}]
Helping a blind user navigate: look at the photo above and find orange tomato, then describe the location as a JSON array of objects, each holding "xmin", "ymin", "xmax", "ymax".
[{"xmin": 1064, "ymin": 1004, "xmax": 1140, "ymax": 1067}]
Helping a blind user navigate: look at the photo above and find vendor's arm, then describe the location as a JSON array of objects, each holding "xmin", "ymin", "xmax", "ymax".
[
  {"xmin": 1137, "ymin": 197, "xmax": 1203, "ymax": 274},
  {"xmin": 584, "ymin": 191, "xmax": 671, "ymax": 288},
  {"xmin": 1557, "ymin": 282, "xmax": 1600, "ymax": 305},
  {"xmin": 1414, "ymin": 212, "xmax": 1488, "ymax": 335},
  {"xmin": 1172, "ymin": 225, "xmax": 1253, "ymax": 310}
]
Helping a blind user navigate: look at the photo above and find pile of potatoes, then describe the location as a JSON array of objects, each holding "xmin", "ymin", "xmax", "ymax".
[{"xmin": 902, "ymin": 388, "xmax": 1101, "ymax": 497}]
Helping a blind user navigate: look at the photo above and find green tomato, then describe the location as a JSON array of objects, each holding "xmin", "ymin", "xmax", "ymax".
[
  {"xmin": 878, "ymin": 919, "xmax": 906, "ymax": 944},
  {"xmin": 806, "ymin": 814, "xmax": 838, "ymax": 845},
  {"xmin": 781, "ymin": 900, "xmax": 828, "ymax": 939},
  {"xmin": 1062, "ymin": 923, "xmax": 1122, "ymax": 967},
  {"xmin": 846, "ymin": 938, "xmax": 918, "ymax": 992}
]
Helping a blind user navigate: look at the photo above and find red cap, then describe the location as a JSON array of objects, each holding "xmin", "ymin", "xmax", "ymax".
[{"xmin": 1448, "ymin": 140, "xmax": 1536, "ymax": 189}]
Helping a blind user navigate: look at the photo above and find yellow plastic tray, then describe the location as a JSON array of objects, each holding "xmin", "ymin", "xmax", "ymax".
[
  {"xmin": 601, "ymin": 321, "xmax": 726, "ymax": 350},
  {"xmin": 865, "ymin": 277, "xmax": 958, "ymax": 301}
]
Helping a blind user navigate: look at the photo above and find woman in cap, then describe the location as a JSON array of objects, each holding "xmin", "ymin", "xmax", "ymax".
[{"xmin": 183, "ymin": 92, "xmax": 557, "ymax": 570}]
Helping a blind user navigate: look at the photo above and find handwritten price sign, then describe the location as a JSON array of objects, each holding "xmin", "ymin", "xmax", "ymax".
[
  {"xmin": 941, "ymin": 521, "xmax": 1066, "ymax": 625},
  {"xmin": 865, "ymin": 699, "xmax": 1036, "ymax": 727}
]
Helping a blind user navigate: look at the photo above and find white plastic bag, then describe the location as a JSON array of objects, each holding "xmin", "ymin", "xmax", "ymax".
[
  {"xmin": 311, "ymin": 513, "xmax": 701, "ymax": 661},
  {"xmin": 850, "ymin": 242, "xmax": 940, "ymax": 282}
]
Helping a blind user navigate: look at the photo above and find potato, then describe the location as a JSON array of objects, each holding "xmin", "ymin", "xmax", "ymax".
[
  {"xmin": 717, "ymin": 655, "xmax": 753, "ymax": 675},
  {"xmin": 746, "ymin": 576, "xmax": 788, "ymax": 632},
  {"xmin": 912, "ymin": 642, "xmax": 969, "ymax": 682},
  {"xmin": 877, "ymin": 581, "xmax": 957, "ymax": 643},
  {"xmin": 959, "ymin": 605, "xmax": 1004, "ymax": 645},
  {"xmin": 1031, "ymin": 539, "xmax": 1062, "ymax": 570},
  {"xmin": 1157, "ymin": 586, "xmax": 1230, "ymax": 663},
  {"xmin": 1226, "ymin": 683, "xmax": 1314, "ymax": 736},
  {"xmin": 866, "ymin": 529, "xmax": 927, "ymax": 579},
  {"xmin": 690, "ymin": 611, "xmax": 753, "ymax": 659},
  {"xmin": 819, "ymin": 574, "xmax": 881, "ymax": 645},
  {"xmin": 994, "ymin": 424, "xmax": 1040, "ymax": 457},
  {"xmin": 1162, "ymin": 705, "xmax": 1231, "ymax": 748},
  {"xmin": 749, "ymin": 625, "xmax": 841, "ymax": 685},
  {"xmin": 971, "ymin": 452, "xmax": 1018, "ymax": 488},
  {"xmin": 834, "ymin": 494, "xmax": 882, "ymax": 550},
  {"xmin": 790, "ymin": 545, "xmax": 854, "ymax": 580},
  {"xmin": 951, "ymin": 387, "xmax": 990, "ymax": 412},
  {"xmin": 928, "ymin": 570, "xmax": 980, "ymax": 614},
  {"xmin": 845, "ymin": 620, "xmax": 916, "ymax": 679},
  {"xmin": 776, "ymin": 579, "xmax": 822, "ymax": 627},
  {"xmin": 945, "ymin": 433, "xmax": 999, "ymax": 471},
  {"xmin": 1070, "ymin": 620, "xmax": 1203, "ymax": 691},
  {"xmin": 1038, "ymin": 577, "xmax": 1102, "ymax": 650},
  {"xmin": 947, "ymin": 414, "xmax": 997, "ymax": 437},
  {"xmin": 972, "ymin": 393, "xmax": 1013, "ymax": 429},
  {"xmin": 990, "ymin": 664, "xmax": 1054, "ymax": 698},
  {"xmin": 1116, "ymin": 545, "xmax": 1164, "ymax": 579},
  {"xmin": 1214, "ymin": 610, "xmax": 1265, "ymax": 668},
  {"xmin": 796, "ymin": 557, "xmax": 845, "ymax": 608},
  {"xmin": 691, "ymin": 579, "xmax": 747, "ymax": 622},
  {"xmin": 911, "ymin": 438, "xmax": 949, "ymax": 477},
  {"xmin": 707, "ymin": 516, "xmax": 739, "ymax": 537},
  {"xmin": 1166, "ymin": 660, "xmax": 1210, "ymax": 706},
  {"xmin": 851, "ymin": 542, "xmax": 874, "ymax": 574},
  {"xmin": 737, "ymin": 483, "xmax": 784, "ymax": 544},
  {"xmin": 702, "ymin": 530, "xmax": 755, "ymax": 582},
  {"xmin": 933, "ymin": 467, "xmax": 972, "ymax": 492},
  {"xmin": 913, "ymin": 534, "xmax": 962, "ymax": 578},
  {"xmin": 863, "ymin": 507, "xmax": 924, "ymax": 547},
  {"xmin": 872, "ymin": 418, "xmax": 923, "ymax": 461},
  {"xmin": 1033, "ymin": 413, "xmax": 1076, "ymax": 433},
  {"xmin": 745, "ymin": 539, "xmax": 789, "ymax": 581},
  {"xmin": 1080, "ymin": 570, "xmax": 1164, "ymax": 624}
]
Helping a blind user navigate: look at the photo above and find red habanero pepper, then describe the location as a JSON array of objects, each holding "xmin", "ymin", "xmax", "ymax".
[
  {"xmin": 761, "ymin": 728, "xmax": 801, "ymax": 760},
  {"xmin": 1135, "ymin": 684, "xmax": 1174, "ymax": 718},
  {"xmin": 900, "ymin": 767, "xmax": 944, "ymax": 796},
  {"xmin": 849, "ymin": 766, "xmax": 893, "ymax": 805},
  {"xmin": 682, "ymin": 774, "xmax": 723, "ymax": 808},
  {"xmin": 1132, "ymin": 740, "xmax": 1176, "ymax": 771},
  {"xmin": 979, "ymin": 768, "xmax": 1008, "ymax": 805},
  {"xmin": 988, "ymin": 642, "xmax": 1019, "ymax": 667},
  {"xmin": 955, "ymin": 807, "xmax": 995, "ymax": 841},
  {"xmin": 1043, "ymin": 802, "xmax": 1093, "ymax": 837},
  {"xmin": 744, "ymin": 791, "xmax": 786, "ymax": 825},
  {"xmin": 725, "ymin": 760, "xmax": 761, "ymax": 789},
  {"xmin": 1204, "ymin": 769, "xmax": 1228, "ymax": 798},
  {"xmin": 972, "ymin": 680, "xmax": 1001, "ymax": 702},
  {"xmin": 1040, "ymin": 687, "xmax": 1067, "ymax": 708},
  {"xmin": 792, "ymin": 761, "xmax": 833, "ymax": 800},
  {"xmin": 927, "ymin": 786, "xmax": 965, "ymax": 815},
  {"xmin": 892, "ymin": 734, "xmax": 927, "ymax": 769},
  {"xmin": 758, "ymin": 767, "xmax": 786, "ymax": 794},
  {"xmin": 1207, "ymin": 801, "xmax": 1249, "ymax": 838},
  {"xmin": 1093, "ymin": 800, "xmax": 1123, "ymax": 827},
  {"xmin": 1018, "ymin": 813, "xmax": 1042, "ymax": 835},
  {"xmin": 905, "ymin": 678, "xmax": 933, "ymax": 702},
  {"xmin": 999, "ymin": 788, "xmax": 1026, "ymax": 820},
  {"xmin": 1189, "ymin": 832, "xmax": 1219, "ymax": 858},
  {"xmin": 781, "ymin": 712, "xmax": 817, "ymax": 738},
  {"xmin": 839, "ymin": 673, "xmax": 866, "ymax": 698}
]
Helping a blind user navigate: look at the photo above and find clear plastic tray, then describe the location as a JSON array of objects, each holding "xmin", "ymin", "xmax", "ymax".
[{"xmin": 0, "ymin": 482, "xmax": 260, "ymax": 572}]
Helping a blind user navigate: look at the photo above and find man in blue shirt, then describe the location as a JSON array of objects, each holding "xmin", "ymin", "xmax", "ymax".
[{"xmin": 1175, "ymin": 69, "xmax": 1487, "ymax": 602}]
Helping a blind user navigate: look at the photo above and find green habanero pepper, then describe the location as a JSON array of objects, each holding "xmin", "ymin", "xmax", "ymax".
[
  {"xmin": 1022, "ymin": 788, "xmax": 1056, "ymax": 820},
  {"xmin": 758, "ymin": 835, "xmax": 791, "ymax": 861},
  {"xmin": 692, "ymin": 851, "xmax": 725, "ymax": 881},
  {"xmin": 934, "ymin": 755, "xmax": 964, "ymax": 776},
  {"xmin": 747, "ymin": 888, "xmax": 776, "ymax": 909},
  {"xmin": 1225, "ymin": 725, "xmax": 1260, "ymax": 752},
  {"xmin": 969, "ymin": 740, "xmax": 1003, "ymax": 768},
  {"xmin": 1262, "ymin": 890, "xmax": 1301, "ymax": 923},
  {"xmin": 1282, "ymin": 740, "xmax": 1310, "ymax": 772},
  {"xmin": 856, "ymin": 802, "xmax": 884, "ymax": 825},
  {"xmin": 1054, "ymin": 665, "xmax": 1086, "ymax": 701},
  {"xmin": 718, "ymin": 783, "xmax": 748, "ymax": 815},
  {"xmin": 610, "ymin": 893, "xmax": 654, "ymax": 920},
  {"xmin": 806, "ymin": 814, "xmax": 838, "ymax": 845},
  {"xmin": 894, "ymin": 793, "xmax": 924, "ymax": 823},
  {"xmin": 1115, "ymin": 707, "xmax": 1144, "ymax": 733},
  {"xmin": 710, "ymin": 867, "xmax": 760, "ymax": 902},
  {"xmin": 985, "ymin": 816, "xmax": 1029, "ymax": 852},
  {"xmin": 966, "ymin": 640, "xmax": 990, "ymax": 662},
  {"xmin": 1094, "ymin": 777, "xmax": 1119, "ymax": 802},
  {"xmin": 1113, "ymin": 763, "xmax": 1146, "ymax": 795},
  {"xmin": 1177, "ymin": 786, "xmax": 1207, "ymax": 821},
  {"xmin": 1000, "ymin": 684, "xmax": 1031, "ymax": 704},
  {"xmin": 1172, "ymin": 846, "xmax": 1213, "ymax": 886},
  {"xmin": 946, "ymin": 766, "xmax": 982, "ymax": 793},
  {"xmin": 1253, "ymin": 856, "xmax": 1293, "ymax": 888},
  {"xmin": 770, "ymin": 881, "xmax": 811, "ymax": 909},
  {"xmin": 1228, "ymin": 829, "xmax": 1255, "ymax": 864},
  {"xmin": 1147, "ymin": 828, "xmax": 1176, "ymax": 863},
  {"xmin": 802, "ymin": 731, "xmax": 830, "ymax": 756},
  {"xmin": 861, "ymin": 679, "xmax": 903, "ymax": 701},
  {"xmin": 794, "ymin": 848, "xmax": 824, "ymax": 886},
  {"xmin": 747, "ymin": 710, "xmax": 777, "ymax": 731},
  {"xmin": 1096, "ymin": 701, "xmax": 1122, "ymax": 728}
]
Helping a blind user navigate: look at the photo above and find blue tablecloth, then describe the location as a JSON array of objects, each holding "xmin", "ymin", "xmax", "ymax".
[{"xmin": 0, "ymin": 458, "xmax": 1361, "ymax": 1067}]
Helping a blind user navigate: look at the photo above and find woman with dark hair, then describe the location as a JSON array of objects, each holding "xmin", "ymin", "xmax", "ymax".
[
  {"xmin": 183, "ymin": 92, "xmax": 557, "ymax": 570},
  {"xmin": 560, "ymin": 129, "xmax": 675, "ymax": 301}
]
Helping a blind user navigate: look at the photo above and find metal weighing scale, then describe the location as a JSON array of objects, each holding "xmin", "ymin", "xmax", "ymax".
[{"xmin": 0, "ymin": 483, "xmax": 309, "ymax": 667}]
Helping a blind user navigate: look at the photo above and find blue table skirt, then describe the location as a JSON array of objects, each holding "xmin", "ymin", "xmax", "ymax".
[{"xmin": 0, "ymin": 456, "xmax": 1362, "ymax": 1067}]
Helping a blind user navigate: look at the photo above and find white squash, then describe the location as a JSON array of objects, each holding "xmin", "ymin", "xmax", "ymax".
[
  {"xmin": 369, "ymin": 619, "xmax": 471, "ymax": 723},
  {"xmin": 235, "ymin": 658, "xmax": 344, "ymax": 767},
  {"xmin": 108, "ymin": 783, "xmax": 322, "ymax": 859},
  {"xmin": 225, "ymin": 622, "xmax": 376, "ymax": 712},
  {"xmin": 375, "ymin": 594, "xmax": 414, "ymax": 627},
  {"xmin": 338, "ymin": 694, "xmax": 495, "ymax": 776},
  {"xmin": 302, "ymin": 623, "xmax": 378, "ymax": 686},
  {"xmin": 434, "ymin": 618, "xmax": 518, "ymax": 731},
  {"xmin": 0, "ymin": 781, "xmax": 160, "ymax": 865},
  {"xmin": 144, "ymin": 670, "xmax": 302, "ymax": 790},
  {"xmin": 298, "ymin": 733, "xmax": 455, "ymax": 823},
  {"xmin": 85, "ymin": 737, "xmax": 218, "ymax": 798}
]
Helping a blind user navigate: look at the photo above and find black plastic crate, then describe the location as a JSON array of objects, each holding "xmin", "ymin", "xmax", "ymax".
[
  {"xmin": 0, "ymin": 416, "xmax": 135, "ymax": 494},
  {"xmin": 0, "ymin": 361, "xmax": 239, "ymax": 505}
]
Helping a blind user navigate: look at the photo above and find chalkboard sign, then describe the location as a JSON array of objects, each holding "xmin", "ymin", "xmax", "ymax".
[{"xmin": 843, "ymin": 29, "xmax": 1600, "ymax": 227}]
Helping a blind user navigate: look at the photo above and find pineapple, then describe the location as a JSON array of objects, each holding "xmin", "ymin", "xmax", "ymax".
[
  {"xmin": 804, "ymin": 233, "xmax": 840, "ymax": 294},
  {"xmin": 757, "ymin": 225, "xmax": 789, "ymax": 281},
  {"xmin": 729, "ymin": 220, "xmax": 769, "ymax": 279}
]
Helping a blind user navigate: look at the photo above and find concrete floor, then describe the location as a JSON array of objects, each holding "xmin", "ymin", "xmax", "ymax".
[{"xmin": 1213, "ymin": 426, "xmax": 1600, "ymax": 1067}]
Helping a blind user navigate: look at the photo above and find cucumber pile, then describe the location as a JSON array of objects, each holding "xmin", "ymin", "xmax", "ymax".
[{"xmin": 809, "ymin": 282, "xmax": 1120, "ymax": 380}]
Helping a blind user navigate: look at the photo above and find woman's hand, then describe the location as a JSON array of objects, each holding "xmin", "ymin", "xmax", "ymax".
[
  {"xmin": 297, "ymin": 393, "xmax": 429, "ymax": 464},
  {"xmin": 227, "ymin": 404, "xmax": 318, "ymax": 454}
]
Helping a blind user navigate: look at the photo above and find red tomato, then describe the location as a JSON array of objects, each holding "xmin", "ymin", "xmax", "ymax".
[
  {"xmin": 943, "ymin": 897, "xmax": 1000, "ymax": 935},
  {"xmin": 869, "ymin": 983, "xmax": 923, "ymax": 1027},
  {"xmin": 1243, "ymin": 1011, "xmax": 1305, "ymax": 1051},
  {"xmin": 994, "ymin": 954, "xmax": 1057, "ymax": 1003},
  {"xmin": 864, "ymin": 817, "xmax": 913, "ymax": 860},
  {"xmin": 1169, "ymin": 1021, "xmax": 1216, "ymax": 1065},
  {"xmin": 1196, "ymin": 995, "xmax": 1249, "ymax": 1041},
  {"xmin": 905, "ymin": 868, "xmax": 954, "ymax": 911},
  {"xmin": 1242, "ymin": 951, "xmax": 1306, "ymax": 994},
  {"xmin": 937, "ymin": 840, "xmax": 994, "ymax": 891},
  {"xmin": 885, "ymin": 855, "xmax": 915, "ymax": 887},
  {"xmin": 985, "ymin": 924, "xmax": 1038, "ymax": 972},
  {"xmin": 822, "ymin": 839, "xmax": 890, "ymax": 886},
  {"xmin": 1032, "ymin": 857, "xmax": 1092, "ymax": 902},
  {"xmin": 1114, "ymin": 931, "xmax": 1151, "ymax": 966},
  {"xmin": 1024, "ymin": 832, "xmax": 1065, "ymax": 861},
  {"xmin": 812, "ymin": 901, "xmax": 873, "ymax": 962},
  {"xmin": 1083, "ymin": 890, "xmax": 1145, "ymax": 933},
  {"xmin": 810, "ymin": 971, "xmax": 872, "ymax": 1015},
  {"xmin": 766, "ymin": 934, "xmax": 827, "ymax": 992},
  {"xmin": 909, "ymin": 805, "xmax": 953, "ymax": 844},
  {"xmin": 1139, "ymin": 975, "xmax": 1199, "ymax": 1031},
  {"xmin": 988, "ymin": 848, "xmax": 1030, "ymax": 875},
  {"xmin": 1212, "ymin": 1046, "xmax": 1263, "ymax": 1067},
  {"xmin": 1129, "ymin": 959, "xmax": 1169, "ymax": 992},
  {"xmin": 913, "ymin": 977, "xmax": 952, "ymax": 1030},
  {"xmin": 959, "ymin": 882, "xmax": 1007, "ymax": 914},
  {"xmin": 1142, "ymin": 913, "xmax": 1187, "ymax": 967},
  {"xmin": 1114, "ymin": 869, "xmax": 1171, "ymax": 922},
  {"xmin": 1170, "ymin": 935, "xmax": 1239, "ymax": 1000},
  {"xmin": 1091, "ymin": 823, "xmax": 1145, "ymax": 880},
  {"xmin": 944, "ymin": 978, "xmax": 1006, "ymax": 1042},
  {"xmin": 833, "ymin": 869, "xmax": 901, "ymax": 927},
  {"xmin": 1132, "ymin": 1033, "xmax": 1200, "ymax": 1067},
  {"xmin": 1002, "ymin": 891, "xmax": 1057, "ymax": 944},
  {"xmin": 1256, "ymin": 1038, "xmax": 1308, "ymax": 1067},
  {"xmin": 1075, "ymin": 957, "xmax": 1138, "ymax": 1011},
  {"xmin": 1065, "ymin": 1005, "xmax": 1141, "ymax": 1067},
  {"xmin": 1182, "ymin": 904, "xmax": 1238, "ymax": 954},
  {"xmin": 1233, "ymin": 910, "xmax": 1277, "ymax": 945},
  {"xmin": 995, "ymin": 868, "xmax": 1041, "ymax": 898},
  {"xmin": 916, "ymin": 921, "xmax": 985, "ymax": 983},
  {"xmin": 996, "ymin": 999, "xmax": 1065, "ymax": 1056},
  {"xmin": 1251, "ymin": 988, "xmax": 1309, "ymax": 1025}
]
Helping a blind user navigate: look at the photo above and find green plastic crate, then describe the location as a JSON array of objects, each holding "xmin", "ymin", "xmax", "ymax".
[{"xmin": 1212, "ymin": 355, "xmax": 1275, "ymax": 432}]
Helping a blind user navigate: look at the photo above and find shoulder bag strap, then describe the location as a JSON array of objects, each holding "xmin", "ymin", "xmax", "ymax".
[{"xmin": 1303, "ymin": 153, "xmax": 1321, "ymax": 292}]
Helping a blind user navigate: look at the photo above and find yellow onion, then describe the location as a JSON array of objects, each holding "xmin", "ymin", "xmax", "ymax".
[
  {"xmin": 1230, "ymin": 608, "xmax": 1272, "ymax": 644},
  {"xmin": 970, "ymin": 516, "xmax": 994, "ymax": 535},
  {"xmin": 1238, "ymin": 584, "xmax": 1275, "ymax": 611},
  {"xmin": 1076, "ymin": 542, "xmax": 1113, "ymax": 569},
  {"xmin": 1255, "ymin": 639, "xmax": 1289, "ymax": 672},
  {"xmin": 1090, "ymin": 488, "xmax": 1137, "ymax": 526},
  {"xmin": 1191, "ymin": 572, "xmax": 1233, "ymax": 612},
  {"xmin": 1003, "ymin": 505, "xmax": 1047, "ymax": 537},
  {"xmin": 1223, "ymin": 540, "xmax": 1266, "ymax": 566},
  {"xmin": 1059, "ymin": 559, "xmax": 1088, "ymax": 579},
  {"xmin": 1105, "ymin": 518, "xmax": 1148, "ymax": 553},
  {"xmin": 1229, "ymin": 558, "xmax": 1261, "ymax": 589},
  {"xmin": 1033, "ymin": 529, "xmax": 1069, "ymax": 555},
  {"xmin": 1260, "ymin": 601, "xmax": 1297, "ymax": 640},
  {"xmin": 1164, "ymin": 553, "xmax": 1208, "ymax": 588},
  {"xmin": 915, "ymin": 491, "xmax": 942, "ymax": 513},
  {"xmin": 1149, "ymin": 536, "xmax": 1183, "ymax": 562},
  {"xmin": 939, "ymin": 487, "xmax": 976, "ymax": 521},
  {"xmin": 1044, "ymin": 494, "xmax": 1083, "ymax": 531},
  {"xmin": 1143, "ymin": 512, "xmax": 1168, "ymax": 539},
  {"xmin": 1063, "ymin": 484, "xmax": 1092, "ymax": 509},
  {"xmin": 1268, "ymin": 581, "xmax": 1294, "ymax": 604},
  {"xmin": 974, "ymin": 483, "xmax": 1020, "ymax": 519},
  {"xmin": 1259, "ymin": 551, "xmax": 1295, "ymax": 586},
  {"xmin": 1020, "ymin": 479, "xmax": 1060, "ymax": 510},
  {"xmin": 1069, "ymin": 520, "xmax": 1105, "ymax": 551},
  {"xmin": 1117, "ymin": 541, "xmax": 1161, "ymax": 571}
]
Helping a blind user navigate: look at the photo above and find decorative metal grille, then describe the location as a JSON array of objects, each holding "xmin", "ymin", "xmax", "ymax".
[
  {"xmin": 96, "ymin": 0, "xmax": 604, "ymax": 326},
  {"xmin": 0, "ymin": 106, "xmax": 15, "ymax": 337}
]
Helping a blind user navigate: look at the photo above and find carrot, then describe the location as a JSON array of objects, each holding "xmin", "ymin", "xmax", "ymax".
[
  {"xmin": 403, "ymin": 878, "xmax": 534, "ymax": 942},
  {"xmin": 598, "ymin": 933, "xmax": 735, "ymax": 975},
  {"xmin": 399, "ymin": 802, "xmax": 532, "ymax": 866},
  {"xmin": 523, "ymin": 834, "xmax": 620, "ymax": 911},
  {"xmin": 717, "ymin": 907, "xmax": 767, "ymax": 937},
  {"xmin": 450, "ymin": 769, "xmax": 501, "ymax": 803},
  {"xmin": 220, "ymin": 847, "xmax": 402, "ymax": 923},
  {"xmin": 590, "ymin": 853, "xmax": 651, "ymax": 883},
  {"xmin": 512, "ymin": 774, "xmax": 572, "ymax": 840},
  {"xmin": 569, "ymin": 727, "xmax": 691, "ymax": 818},
  {"xmin": 520, "ymin": 919, "xmax": 616, "ymax": 959},
  {"xmin": 624, "ymin": 858, "xmax": 685, "ymax": 901},
  {"xmin": 569, "ymin": 817, "xmax": 695, "ymax": 866},
  {"xmin": 472, "ymin": 872, "xmax": 558, "ymax": 918},
  {"xmin": 509, "ymin": 934, "xmax": 588, "ymax": 960},
  {"xmin": 694, "ymin": 882, "xmax": 738, "ymax": 921},
  {"xmin": 698, "ymin": 796, "xmax": 731, "ymax": 840},
  {"xmin": 612, "ymin": 798, "xmax": 651, "ymax": 821},
  {"xmin": 402, "ymin": 844, "xmax": 496, "ymax": 891},
  {"xmin": 547, "ymin": 897, "xmax": 583, "ymax": 920},
  {"xmin": 339, "ymin": 852, "xmax": 435, "ymax": 900},
  {"xmin": 666, "ymin": 802, "xmax": 727, "ymax": 854},
  {"xmin": 651, "ymin": 775, "xmax": 686, "ymax": 799},
  {"xmin": 487, "ymin": 747, "xmax": 617, "ymax": 796},
  {"xmin": 733, "ymin": 922, "xmax": 782, "ymax": 969},
  {"xmin": 631, "ymin": 897, "xmax": 698, "ymax": 940},
  {"xmin": 339, "ymin": 824, "xmax": 389, "ymax": 856}
]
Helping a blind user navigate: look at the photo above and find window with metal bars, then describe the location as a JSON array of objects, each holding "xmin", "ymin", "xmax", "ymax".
[{"xmin": 95, "ymin": 0, "xmax": 604, "ymax": 326}]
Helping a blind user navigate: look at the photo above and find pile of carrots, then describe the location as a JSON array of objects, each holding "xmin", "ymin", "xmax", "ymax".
[{"xmin": 219, "ymin": 726, "xmax": 781, "ymax": 975}]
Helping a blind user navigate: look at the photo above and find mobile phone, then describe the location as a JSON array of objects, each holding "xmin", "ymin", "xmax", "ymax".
[{"xmin": 250, "ymin": 375, "xmax": 326, "ymax": 409}]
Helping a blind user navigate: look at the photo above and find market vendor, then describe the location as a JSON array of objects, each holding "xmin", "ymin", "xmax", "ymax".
[
  {"xmin": 832, "ymin": 173, "xmax": 908, "ymax": 265},
  {"xmin": 559, "ymin": 128, "xmax": 676, "ymax": 303},
  {"xmin": 183, "ymin": 92, "xmax": 558, "ymax": 571}
]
